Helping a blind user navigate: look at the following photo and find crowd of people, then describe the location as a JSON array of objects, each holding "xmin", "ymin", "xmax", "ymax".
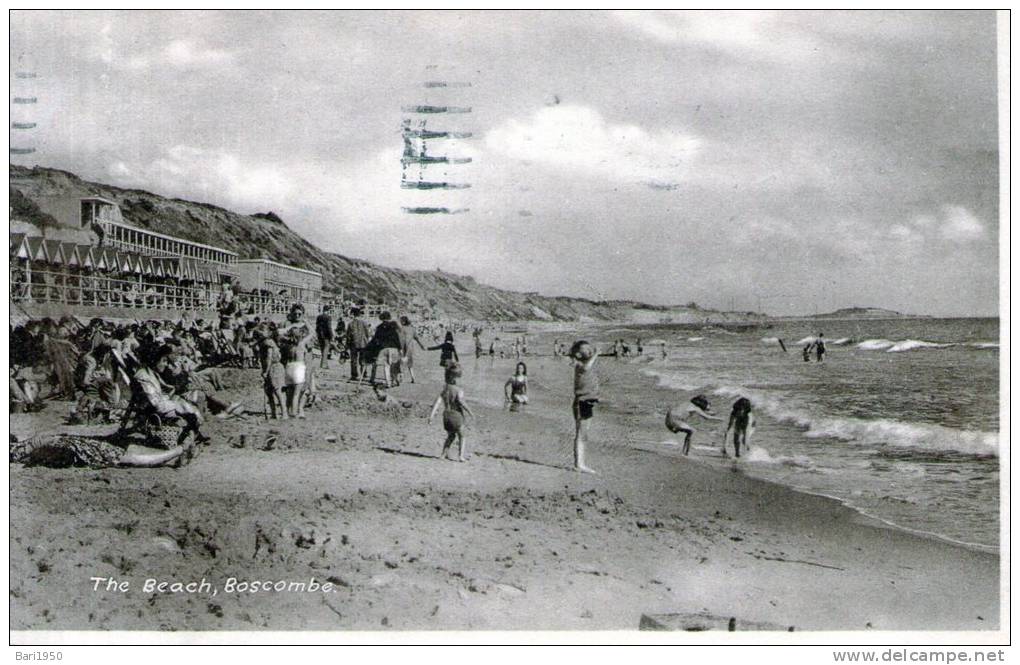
[{"xmin": 11, "ymin": 300, "xmax": 763, "ymax": 473}]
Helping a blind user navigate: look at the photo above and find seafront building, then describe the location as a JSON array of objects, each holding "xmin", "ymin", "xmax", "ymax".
[{"xmin": 9, "ymin": 194, "xmax": 323, "ymax": 319}]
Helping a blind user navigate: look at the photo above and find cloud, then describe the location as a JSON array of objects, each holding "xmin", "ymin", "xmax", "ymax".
[
  {"xmin": 162, "ymin": 39, "xmax": 234, "ymax": 68},
  {"xmin": 485, "ymin": 105, "xmax": 699, "ymax": 185},
  {"xmin": 106, "ymin": 145, "xmax": 296, "ymax": 214},
  {"xmin": 612, "ymin": 10, "xmax": 824, "ymax": 63},
  {"xmin": 938, "ymin": 205, "xmax": 986, "ymax": 241}
]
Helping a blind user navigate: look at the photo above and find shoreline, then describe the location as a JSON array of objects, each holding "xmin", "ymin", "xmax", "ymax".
[
  {"xmin": 621, "ymin": 357, "xmax": 999, "ymax": 556},
  {"xmin": 10, "ymin": 349, "xmax": 999, "ymax": 631}
]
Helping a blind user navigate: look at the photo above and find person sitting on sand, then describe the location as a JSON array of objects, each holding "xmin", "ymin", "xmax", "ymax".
[
  {"xmin": 666, "ymin": 394, "xmax": 722, "ymax": 456},
  {"xmin": 722, "ymin": 397, "xmax": 755, "ymax": 458},
  {"xmin": 428, "ymin": 363, "xmax": 474, "ymax": 462},
  {"xmin": 504, "ymin": 362, "xmax": 529, "ymax": 412},
  {"xmin": 131, "ymin": 346, "xmax": 208, "ymax": 444},
  {"xmin": 570, "ymin": 341, "xmax": 599, "ymax": 474}
]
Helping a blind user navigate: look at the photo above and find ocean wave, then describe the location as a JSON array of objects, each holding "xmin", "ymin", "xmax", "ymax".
[
  {"xmin": 745, "ymin": 446, "xmax": 814, "ymax": 468},
  {"xmin": 641, "ymin": 368, "xmax": 700, "ymax": 391},
  {"xmin": 855, "ymin": 338, "xmax": 998, "ymax": 353},
  {"xmin": 796, "ymin": 336, "xmax": 851, "ymax": 345},
  {"xmin": 885, "ymin": 339, "xmax": 954, "ymax": 353},
  {"xmin": 687, "ymin": 337, "xmax": 704, "ymax": 342},
  {"xmin": 760, "ymin": 337, "xmax": 780, "ymax": 344},
  {"xmin": 711, "ymin": 385, "xmax": 999, "ymax": 457}
]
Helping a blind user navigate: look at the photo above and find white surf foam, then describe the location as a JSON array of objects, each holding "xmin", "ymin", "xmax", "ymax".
[
  {"xmin": 885, "ymin": 339, "xmax": 954, "ymax": 353},
  {"xmin": 857, "ymin": 338, "xmax": 895, "ymax": 350},
  {"xmin": 641, "ymin": 368, "xmax": 700, "ymax": 391},
  {"xmin": 711, "ymin": 385, "xmax": 999, "ymax": 457}
]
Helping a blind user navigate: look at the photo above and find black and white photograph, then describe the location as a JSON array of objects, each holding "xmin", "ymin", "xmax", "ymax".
[{"xmin": 7, "ymin": 9, "xmax": 1008, "ymax": 648}]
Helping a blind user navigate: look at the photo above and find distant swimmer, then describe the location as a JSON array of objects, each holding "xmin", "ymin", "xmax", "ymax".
[
  {"xmin": 802, "ymin": 343, "xmax": 812, "ymax": 362},
  {"xmin": 661, "ymin": 342, "xmax": 668, "ymax": 360},
  {"xmin": 666, "ymin": 394, "xmax": 722, "ymax": 456},
  {"xmin": 722, "ymin": 397, "xmax": 755, "ymax": 458}
]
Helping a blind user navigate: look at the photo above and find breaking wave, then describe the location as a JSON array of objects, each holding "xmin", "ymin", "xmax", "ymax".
[
  {"xmin": 856, "ymin": 338, "xmax": 999, "ymax": 353},
  {"xmin": 641, "ymin": 368, "xmax": 700, "ymax": 392},
  {"xmin": 711, "ymin": 385, "xmax": 998, "ymax": 457}
]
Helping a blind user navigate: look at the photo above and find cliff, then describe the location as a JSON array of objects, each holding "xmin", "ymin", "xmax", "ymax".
[{"xmin": 9, "ymin": 164, "xmax": 761, "ymax": 323}]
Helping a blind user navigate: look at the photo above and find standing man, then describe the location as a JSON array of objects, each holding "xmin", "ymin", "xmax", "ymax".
[
  {"xmin": 815, "ymin": 332, "xmax": 827, "ymax": 363},
  {"xmin": 315, "ymin": 306, "xmax": 334, "ymax": 369},
  {"xmin": 346, "ymin": 306, "xmax": 372, "ymax": 381}
]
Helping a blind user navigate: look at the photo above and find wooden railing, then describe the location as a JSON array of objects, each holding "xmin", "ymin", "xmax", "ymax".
[{"xmin": 10, "ymin": 267, "xmax": 320, "ymax": 315}]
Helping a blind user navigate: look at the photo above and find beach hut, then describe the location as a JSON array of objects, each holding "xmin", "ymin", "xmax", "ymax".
[
  {"xmin": 10, "ymin": 233, "xmax": 28, "ymax": 259},
  {"xmin": 10, "ymin": 234, "xmax": 31, "ymax": 301},
  {"xmin": 25, "ymin": 236, "xmax": 46, "ymax": 263},
  {"xmin": 116, "ymin": 251, "xmax": 134, "ymax": 273},
  {"xmin": 42, "ymin": 239, "xmax": 66, "ymax": 267},
  {"xmin": 61, "ymin": 242, "xmax": 82, "ymax": 268},
  {"xmin": 77, "ymin": 245, "xmax": 96, "ymax": 270},
  {"xmin": 94, "ymin": 248, "xmax": 109, "ymax": 271}
]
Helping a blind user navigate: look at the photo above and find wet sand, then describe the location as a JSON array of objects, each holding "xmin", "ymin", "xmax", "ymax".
[{"xmin": 9, "ymin": 352, "xmax": 999, "ymax": 633}]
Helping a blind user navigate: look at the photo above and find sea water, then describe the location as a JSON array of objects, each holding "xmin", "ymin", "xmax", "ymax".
[{"xmin": 590, "ymin": 318, "xmax": 1000, "ymax": 551}]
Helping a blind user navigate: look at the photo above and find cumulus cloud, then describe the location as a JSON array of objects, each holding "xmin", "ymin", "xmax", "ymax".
[
  {"xmin": 612, "ymin": 10, "xmax": 824, "ymax": 63},
  {"xmin": 106, "ymin": 145, "xmax": 296, "ymax": 214},
  {"xmin": 162, "ymin": 39, "xmax": 234, "ymax": 68},
  {"xmin": 901, "ymin": 205, "xmax": 987, "ymax": 243},
  {"xmin": 938, "ymin": 205, "xmax": 986, "ymax": 241},
  {"xmin": 485, "ymin": 105, "xmax": 699, "ymax": 185}
]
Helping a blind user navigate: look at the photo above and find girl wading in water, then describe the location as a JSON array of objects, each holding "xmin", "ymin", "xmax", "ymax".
[
  {"xmin": 504, "ymin": 362, "xmax": 529, "ymax": 412},
  {"xmin": 722, "ymin": 397, "xmax": 755, "ymax": 458}
]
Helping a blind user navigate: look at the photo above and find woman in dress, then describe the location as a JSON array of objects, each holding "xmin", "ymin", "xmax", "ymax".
[{"xmin": 398, "ymin": 315, "xmax": 427, "ymax": 384}]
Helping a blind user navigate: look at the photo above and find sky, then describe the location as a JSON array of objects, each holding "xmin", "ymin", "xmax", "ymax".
[{"xmin": 9, "ymin": 10, "xmax": 1002, "ymax": 316}]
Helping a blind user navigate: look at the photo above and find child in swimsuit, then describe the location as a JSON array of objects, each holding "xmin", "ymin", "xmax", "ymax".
[
  {"xmin": 570, "ymin": 341, "xmax": 599, "ymax": 474},
  {"xmin": 722, "ymin": 397, "xmax": 755, "ymax": 458},
  {"xmin": 666, "ymin": 394, "xmax": 722, "ymax": 456},
  {"xmin": 504, "ymin": 362, "xmax": 529, "ymax": 412},
  {"xmin": 428, "ymin": 363, "xmax": 474, "ymax": 462},
  {"xmin": 258, "ymin": 332, "xmax": 286, "ymax": 420}
]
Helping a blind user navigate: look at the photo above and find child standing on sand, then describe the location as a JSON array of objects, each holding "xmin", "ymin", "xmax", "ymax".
[
  {"xmin": 722, "ymin": 397, "xmax": 755, "ymax": 458},
  {"xmin": 258, "ymin": 331, "xmax": 287, "ymax": 420},
  {"xmin": 429, "ymin": 331, "xmax": 460, "ymax": 368},
  {"xmin": 570, "ymin": 340, "xmax": 599, "ymax": 474},
  {"xmin": 666, "ymin": 394, "xmax": 722, "ymax": 456},
  {"xmin": 428, "ymin": 363, "xmax": 474, "ymax": 462}
]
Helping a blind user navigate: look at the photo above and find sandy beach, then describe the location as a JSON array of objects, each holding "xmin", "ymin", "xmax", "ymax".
[{"xmin": 10, "ymin": 349, "xmax": 999, "ymax": 633}]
